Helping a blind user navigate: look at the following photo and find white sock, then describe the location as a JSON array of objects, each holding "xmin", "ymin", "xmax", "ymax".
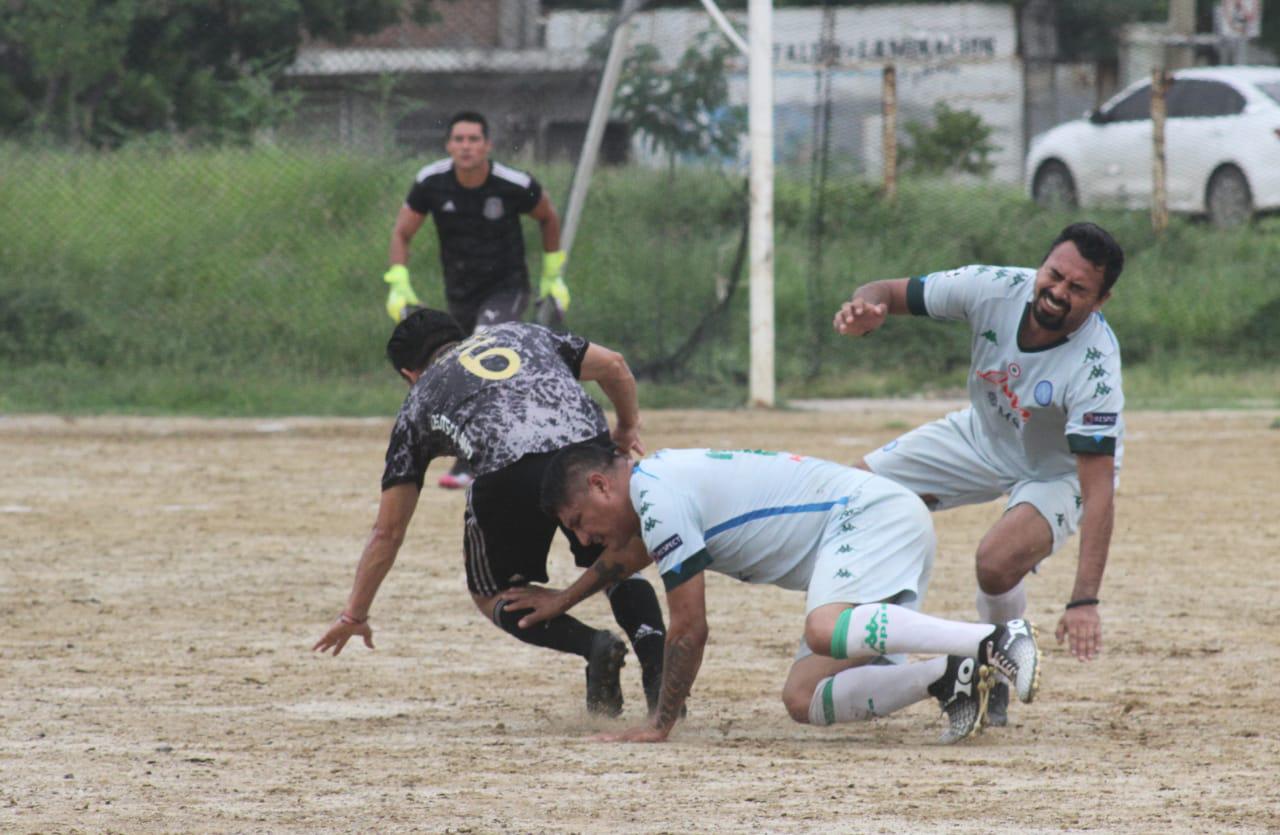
[
  {"xmin": 832, "ymin": 603, "xmax": 995, "ymax": 660},
  {"xmin": 808, "ymin": 657, "xmax": 948, "ymax": 725},
  {"xmin": 976, "ymin": 581, "xmax": 1027, "ymax": 624}
]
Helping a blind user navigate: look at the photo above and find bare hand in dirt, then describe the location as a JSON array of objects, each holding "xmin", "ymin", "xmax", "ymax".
[
  {"xmin": 496, "ymin": 586, "xmax": 568, "ymax": 628},
  {"xmin": 833, "ymin": 297, "xmax": 888, "ymax": 337},
  {"xmin": 592, "ymin": 724, "xmax": 669, "ymax": 743},
  {"xmin": 312, "ymin": 618, "xmax": 374, "ymax": 656},
  {"xmin": 1055, "ymin": 605, "xmax": 1101, "ymax": 661}
]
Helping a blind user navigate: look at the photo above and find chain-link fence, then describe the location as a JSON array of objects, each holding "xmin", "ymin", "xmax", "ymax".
[{"xmin": 3, "ymin": 0, "xmax": 1278, "ymax": 412}]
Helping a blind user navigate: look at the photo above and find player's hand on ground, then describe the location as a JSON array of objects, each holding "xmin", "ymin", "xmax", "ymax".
[
  {"xmin": 312, "ymin": 616, "xmax": 374, "ymax": 656},
  {"xmin": 832, "ymin": 297, "xmax": 888, "ymax": 337},
  {"xmin": 1055, "ymin": 605, "xmax": 1101, "ymax": 661},
  {"xmin": 496, "ymin": 586, "xmax": 567, "ymax": 628},
  {"xmin": 611, "ymin": 421, "xmax": 644, "ymax": 458},
  {"xmin": 592, "ymin": 724, "xmax": 669, "ymax": 743}
]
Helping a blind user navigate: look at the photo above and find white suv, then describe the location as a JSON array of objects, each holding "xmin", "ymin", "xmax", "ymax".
[{"xmin": 1026, "ymin": 66, "xmax": 1280, "ymax": 226}]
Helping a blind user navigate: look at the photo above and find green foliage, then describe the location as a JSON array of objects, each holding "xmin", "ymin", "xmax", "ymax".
[
  {"xmin": 613, "ymin": 31, "xmax": 746, "ymax": 166},
  {"xmin": 1, "ymin": 146, "xmax": 1279, "ymax": 414},
  {"xmin": 901, "ymin": 102, "xmax": 998, "ymax": 178},
  {"xmin": 0, "ymin": 0, "xmax": 437, "ymax": 147}
]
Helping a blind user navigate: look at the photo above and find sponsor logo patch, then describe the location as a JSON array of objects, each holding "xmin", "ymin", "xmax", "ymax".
[
  {"xmin": 1083, "ymin": 411, "xmax": 1118, "ymax": 426},
  {"xmin": 653, "ymin": 534, "xmax": 683, "ymax": 559}
]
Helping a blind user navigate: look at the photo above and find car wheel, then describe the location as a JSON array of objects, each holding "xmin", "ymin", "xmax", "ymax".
[
  {"xmin": 1033, "ymin": 161, "xmax": 1078, "ymax": 209},
  {"xmin": 1206, "ymin": 166, "xmax": 1252, "ymax": 228}
]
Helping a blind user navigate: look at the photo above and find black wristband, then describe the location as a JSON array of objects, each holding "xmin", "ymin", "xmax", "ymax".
[{"xmin": 1065, "ymin": 598, "xmax": 1099, "ymax": 610}]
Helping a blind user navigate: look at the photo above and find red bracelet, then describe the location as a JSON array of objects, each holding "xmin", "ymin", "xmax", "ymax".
[{"xmin": 338, "ymin": 612, "xmax": 367, "ymax": 625}]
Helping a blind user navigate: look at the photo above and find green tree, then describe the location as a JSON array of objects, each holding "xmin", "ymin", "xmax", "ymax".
[
  {"xmin": 901, "ymin": 101, "xmax": 998, "ymax": 177},
  {"xmin": 613, "ymin": 30, "xmax": 746, "ymax": 168},
  {"xmin": 0, "ymin": 0, "xmax": 439, "ymax": 146}
]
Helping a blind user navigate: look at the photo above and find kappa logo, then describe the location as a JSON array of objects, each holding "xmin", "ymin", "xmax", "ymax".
[
  {"xmin": 652, "ymin": 534, "xmax": 683, "ymax": 559},
  {"xmin": 1056, "ymin": 513, "xmax": 1066, "ymax": 527},
  {"xmin": 834, "ymin": 568, "xmax": 852, "ymax": 579},
  {"xmin": 1085, "ymin": 347, "xmax": 1103, "ymax": 363},
  {"xmin": 837, "ymin": 544, "xmax": 853, "ymax": 554},
  {"xmin": 1088, "ymin": 365, "xmax": 1108, "ymax": 380},
  {"xmin": 982, "ymin": 329, "xmax": 999, "ymax": 345},
  {"xmin": 643, "ymin": 516, "xmax": 661, "ymax": 532},
  {"xmin": 441, "ymin": 200, "xmax": 456, "ymax": 212},
  {"xmin": 1094, "ymin": 382, "xmax": 1112, "ymax": 397}
]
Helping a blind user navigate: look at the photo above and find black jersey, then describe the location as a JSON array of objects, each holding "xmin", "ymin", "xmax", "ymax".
[
  {"xmin": 381, "ymin": 322, "xmax": 609, "ymax": 489},
  {"xmin": 404, "ymin": 158, "xmax": 543, "ymax": 303}
]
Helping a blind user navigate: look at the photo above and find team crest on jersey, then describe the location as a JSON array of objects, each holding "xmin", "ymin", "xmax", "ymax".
[
  {"xmin": 483, "ymin": 197, "xmax": 504, "ymax": 220},
  {"xmin": 1034, "ymin": 380, "xmax": 1053, "ymax": 406}
]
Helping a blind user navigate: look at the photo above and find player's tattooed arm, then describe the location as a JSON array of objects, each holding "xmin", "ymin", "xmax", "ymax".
[
  {"xmin": 650, "ymin": 573, "xmax": 709, "ymax": 736},
  {"xmin": 497, "ymin": 535, "xmax": 652, "ymax": 627}
]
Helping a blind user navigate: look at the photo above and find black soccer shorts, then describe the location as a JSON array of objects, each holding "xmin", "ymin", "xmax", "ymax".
[{"xmin": 463, "ymin": 433, "xmax": 611, "ymax": 597}]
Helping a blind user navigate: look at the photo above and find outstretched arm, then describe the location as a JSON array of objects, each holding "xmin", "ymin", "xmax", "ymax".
[
  {"xmin": 313, "ymin": 483, "xmax": 420, "ymax": 655},
  {"xmin": 579, "ymin": 343, "xmax": 643, "ymax": 457},
  {"xmin": 597, "ymin": 572, "xmax": 708, "ymax": 742},
  {"xmin": 498, "ymin": 535, "xmax": 652, "ymax": 628},
  {"xmin": 1056, "ymin": 452, "xmax": 1114, "ymax": 662},
  {"xmin": 833, "ymin": 277, "xmax": 912, "ymax": 337}
]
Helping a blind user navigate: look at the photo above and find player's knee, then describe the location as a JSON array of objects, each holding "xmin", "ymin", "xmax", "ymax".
[
  {"xmin": 780, "ymin": 681, "xmax": 814, "ymax": 724},
  {"xmin": 974, "ymin": 553, "xmax": 1021, "ymax": 595}
]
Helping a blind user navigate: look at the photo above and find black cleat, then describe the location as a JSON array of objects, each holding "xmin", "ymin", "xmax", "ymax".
[
  {"xmin": 585, "ymin": 631, "xmax": 627, "ymax": 717},
  {"xmin": 980, "ymin": 619, "xmax": 1041, "ymax": 705},
  {"xmin": 985, "ymin": 680, "xmax": 1010, "ymax": 727},
  {"xmin": 927, "ymin": 655, "xmax": 991, "ymax": 744}
]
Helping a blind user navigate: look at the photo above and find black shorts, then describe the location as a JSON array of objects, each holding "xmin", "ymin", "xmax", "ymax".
[
  {"xmin": 447, "ymin": 284, "xmax": 530, "ymax": 334},
  {"xmin": 463, "ymin": 433, "xmax": 612, "ymax": 597}
]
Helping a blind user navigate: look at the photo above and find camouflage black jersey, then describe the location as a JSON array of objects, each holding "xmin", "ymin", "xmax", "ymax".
[{"xmin": 381, "ymin": 322, "xmax": 608, "ymax": 490}]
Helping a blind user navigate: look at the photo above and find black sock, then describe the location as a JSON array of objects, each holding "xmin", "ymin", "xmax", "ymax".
[
  {"xmin": 607, "ymin": 577, "xmax": 667, "ymax": 685},
  {"xmin": 492, "ymin": 599, "xmax": 598, "ymax": 659}
]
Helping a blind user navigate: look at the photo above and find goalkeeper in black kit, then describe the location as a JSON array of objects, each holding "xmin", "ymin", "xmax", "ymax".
[
  {"xmin": 313, "ymin": 309, "xmax": 669, "ymax": 719},
  {"xmin": 382, "ymin": 111, "xmax": 571, "ymax": 489}
]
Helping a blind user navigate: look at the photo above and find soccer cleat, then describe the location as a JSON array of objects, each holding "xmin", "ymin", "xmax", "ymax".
[
  {"xmin": 438, "ymin": 460, "xmax": 474, "ymax": 490},
  {"xmin": 985, "ymin": 680, "xmax": 1010, "ymax": 727},
  {"xmin": 980, "ymin": 619, "xmax": 1042, "ymax": 705},
  {"xmin": 585, "ymin": 631, "xmax": 627, "ymax": 717},
  {"xmin": 927, "ymin": 654, "xmax": 992, "ymax": 744}
]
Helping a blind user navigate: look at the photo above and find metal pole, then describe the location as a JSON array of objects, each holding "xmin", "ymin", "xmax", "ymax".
[
  {"xmin": 699, "ymin": 0, "xmax": 748, "ymax": 55},
  {"xmin": 560, "ymin": 0, "xmax": 641, "ymax": 258},
  {"xmin": 882, "ymin": 64, "xmax": 897, "ymax": 201},
  {"xmin": 1151, "ymin": 68, "xmax": 1169, "ymax": 234},
  {"xmin": 748, "ymin": 0, "xmax": 775, "ymax": 407}
]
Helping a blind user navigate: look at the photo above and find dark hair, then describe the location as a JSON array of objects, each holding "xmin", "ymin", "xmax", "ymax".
[
  {"xmin": 447, "ymin": 111, "xmax": 489, "ymax": 139},
  {"xmin": 385, "ymin": 307, "xmax": 465, "ymax": 375},
  {"xmin": 540, "ymin": 442, "xmax": 624, "ymax": 518},
  {"xmin": 1045, "ymin": 222, "xmax": 1125, "ymax": 295}
]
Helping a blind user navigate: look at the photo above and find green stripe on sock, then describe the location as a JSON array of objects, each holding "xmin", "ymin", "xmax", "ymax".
[
  {"xmin": 831, "ymin": 608, "xmax": 852, "ymax": 659},
  {"xmin": 822, "ymin": 678, "xmax": 836, "ymax": 726}
]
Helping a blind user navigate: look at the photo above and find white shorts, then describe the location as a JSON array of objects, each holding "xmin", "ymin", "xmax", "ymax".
[
  {"xmin": 794, "ymin": 478, "xmax": 935, "ymax": 661},
  {"xmin": 864, "ymin": 412, "xmax": 1082, "ymax": 554}
]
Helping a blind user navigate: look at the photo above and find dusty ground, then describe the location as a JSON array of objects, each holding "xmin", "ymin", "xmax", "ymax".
[{"xmin": 2, "ymin": 406, "xmax": 1278, "ymax": 834}]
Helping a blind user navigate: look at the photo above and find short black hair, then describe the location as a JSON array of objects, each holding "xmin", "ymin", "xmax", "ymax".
[
  {"xmin": 540, "ymin": 443, "xmax": 624, "ymax": 519},
  {"xmin": 448, "ymin": 111, "xmax": 489, "ymax": 139},
  {"xmin": 1045, "ymin": 222, "xmax": 1125, "ymax": 295},
  {"xmin": 385, "ymin": 307, "xmax": 465, "ymax": 376}
]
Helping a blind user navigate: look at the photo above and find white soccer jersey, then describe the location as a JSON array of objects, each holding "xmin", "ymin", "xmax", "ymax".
[
  {"xmin": 908, "ymin": 264, "xmax": 1125, "ymax": 480},
  {"xmin": 629, "ymin": 449, "xmax": 913, "ymax": 593}
]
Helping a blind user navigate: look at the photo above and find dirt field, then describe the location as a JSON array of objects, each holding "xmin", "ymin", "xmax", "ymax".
[{"xmin": 2, "ymin": 405, "xmax": 1278, "ymax": 834}]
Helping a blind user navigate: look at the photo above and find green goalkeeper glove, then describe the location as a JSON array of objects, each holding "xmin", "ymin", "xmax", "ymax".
[
  {"xmin": 383, "ymin": 265, "xmax": 420, "ymax": 322},
  {"xmin": 538, "ymin": 250, "xmax": 570, "ymax": 315}
]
